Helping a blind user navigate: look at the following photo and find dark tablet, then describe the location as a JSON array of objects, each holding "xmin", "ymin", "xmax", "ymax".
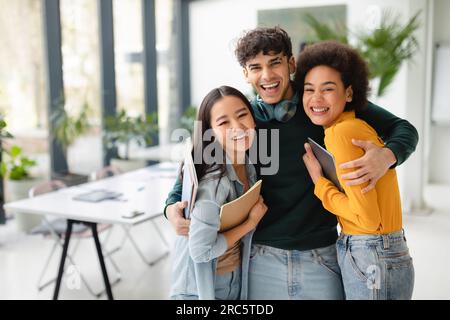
[{"xmin": 307, "ymin": 137, "xmax": 343, "ymax": 191}]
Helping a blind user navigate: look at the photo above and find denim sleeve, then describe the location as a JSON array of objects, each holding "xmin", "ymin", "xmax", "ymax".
[
  {"xmin": 188, "ymin": 199, "xmax": 228, "ymax": 263},
  {"xmin": 188, "ymin": 176, "xmax": 230, "ymax": 263},
  {"xmin": 356, "ymin": 101, "xmax": 419, "ymax": 167},
  {"xmin": 163, "ymin": 176, "xmax": 183, "ymax": 219}
]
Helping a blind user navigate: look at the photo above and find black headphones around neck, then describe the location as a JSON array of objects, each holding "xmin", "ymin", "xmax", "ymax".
[{"xmin": 252, "ymin": 91, "xmax": 299, "ymax": 123}]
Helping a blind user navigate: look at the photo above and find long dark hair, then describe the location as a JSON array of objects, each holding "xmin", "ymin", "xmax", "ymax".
[{"xmin": 184, "ymin": 85, "xmax": 255, "ymax": 182}]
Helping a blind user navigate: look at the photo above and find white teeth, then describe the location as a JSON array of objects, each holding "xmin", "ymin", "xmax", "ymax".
[
  {"xmin": 232, "ymin": 133, "xmax": 247, "ymax": 141},
  {"xmin": 312, "ymin": 107, "xmax": 329, "ymax": 112},
  {"xmin": 261, "ymin": 82, "xmax": 279, "ymax": 89}
]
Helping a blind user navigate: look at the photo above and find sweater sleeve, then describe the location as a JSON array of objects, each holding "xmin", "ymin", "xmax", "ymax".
[
  {"xmin": 314, "ymin": 122, "xmax": 382, "ymax": 233},
  {"xmin": 163, "ymin": 175, "xmax": 183, "ymax": 219},
  {"xmin": 357, "ymin": 101, "xmax": 419, "ymax": 167}
]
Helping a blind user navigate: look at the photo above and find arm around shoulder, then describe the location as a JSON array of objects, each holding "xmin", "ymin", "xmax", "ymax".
[{"xmin": 357, "ymin": 101, "xmax": 419, "ymax": 167}]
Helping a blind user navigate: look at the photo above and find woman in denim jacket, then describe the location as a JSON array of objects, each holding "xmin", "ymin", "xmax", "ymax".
[{"xmin": 170, "ymin": 86, "xmax": 267, "ymax": 300}]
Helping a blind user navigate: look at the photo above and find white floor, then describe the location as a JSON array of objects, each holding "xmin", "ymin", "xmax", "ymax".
[
  {"xmin": 402, "ymin": 210, "xmax": 450, "ymax": 299},
  {"xmin": 0, "ymin": 210, "xmax": 449, "ymax": 300},
  {"xmin": 0, "ymin": 215, "xmax": 175, "ymax": 300}
]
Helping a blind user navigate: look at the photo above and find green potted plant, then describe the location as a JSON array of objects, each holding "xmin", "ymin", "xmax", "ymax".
[
  {"xmin": 304, "ymin": 10, "xmax": 421, "ymax": 97},
  {"xmin": 179, "ymin": 106, "xmax": 197, "ymax": 136},
  {"xmin": 0, "ymin": 145, "xmax": 42, "ymax": 232},
  {"xmin": 104, "ymin": 110, "xmax": 158, "ymax": 172},
  {"xmin": 50, "ymin": 100, "xmax": 91, "ymax": 185}
]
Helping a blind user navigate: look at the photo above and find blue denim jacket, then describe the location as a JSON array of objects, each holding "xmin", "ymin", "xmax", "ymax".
[{"xmin": 170, "ymin": 158, "xmax": 257, "ymax": 300}]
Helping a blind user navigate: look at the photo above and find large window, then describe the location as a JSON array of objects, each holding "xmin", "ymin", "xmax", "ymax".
[
  {"xmin": 61, "ymin": 0, "xmax": 101, "ymax": 122},
  {"xmin": 60, "ymin": 0, "xmax": 102, "ymax": 173},
  {"xmin": 0, "ymin": 0, "xmax": 47, "ymax": 132},
  {"xmin": 113, "ymin": 0, "xmax": 145, "ymax": 117},
  {"xmin": 112, "ymin": 0, "xmax": 180, "ymax": 146},
  {"xmin": 155, "ymin": 0, "xmax": 178, "ymax": 145},
  {"xmin": 0, "ymin": 0, "xmax": 182, "ymax": 174},
  {"xmin": 0, "ymin": 0, "xmax": 49, "ymax": 180}
]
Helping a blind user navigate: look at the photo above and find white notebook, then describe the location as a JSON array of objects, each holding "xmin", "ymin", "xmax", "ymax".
[{"xmin": 181, "ymin": 139, "xmax": 198, "ymax": 219}]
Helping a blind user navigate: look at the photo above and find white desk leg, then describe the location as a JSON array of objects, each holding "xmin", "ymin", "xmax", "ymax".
[{"xmin": 39, "ymin": 218, "xmax": 120, "ymax": 298}]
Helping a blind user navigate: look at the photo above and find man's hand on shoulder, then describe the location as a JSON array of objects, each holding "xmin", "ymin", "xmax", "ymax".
[
  {"xmin": 167, "ymin": 201, "xmax": 190, "ymax": 236},
  {"xmin": 340, "ymin": 139, "xmax": 397, "ymax": 193}
]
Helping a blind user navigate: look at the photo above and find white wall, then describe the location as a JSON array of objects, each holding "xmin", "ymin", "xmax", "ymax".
[
  {"xmin": 189, "ymin": 0, "xmax": 256, "ymax": 103},
  {"xmin": 429, "ymin": 0, "xmax": 450, "ymax": 184},
  {"xmin": 400, "ymin": 0, "xmax": 433, "ymax": 213},
  {"xmin": 418, "ymin": 0, "xmax": 450, "ymax": 211},
  {"xmin": 190, "ymin": 0, "xmax": 410, "ymax": 114}
]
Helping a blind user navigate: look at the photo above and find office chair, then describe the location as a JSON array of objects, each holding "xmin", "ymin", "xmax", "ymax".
[
  {"xmin": 30, "ymin": 180, "xmax": 121, "ymax": 297},
  {"xmin": 89, "ymin": 165, "xmax": 122, "ymax": 181}
]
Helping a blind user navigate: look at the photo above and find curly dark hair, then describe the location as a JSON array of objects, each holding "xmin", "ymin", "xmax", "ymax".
[
  {"xmin": 295, "ymin": 40, "xmax": 370, "ymax": 112},
  {"xmin": 235, "ymin": 26, "xmax": 293, "ymax": 67}
]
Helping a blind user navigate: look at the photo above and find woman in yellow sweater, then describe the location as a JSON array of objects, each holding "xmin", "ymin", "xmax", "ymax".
[{"xmin": 296, "ymin": 41, "xmax": 414, "ymax": 300}]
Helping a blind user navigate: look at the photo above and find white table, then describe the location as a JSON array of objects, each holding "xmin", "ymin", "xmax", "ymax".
[{"xmin": 4, "ymin": 162, "xmax": 179, "ymax": 300}]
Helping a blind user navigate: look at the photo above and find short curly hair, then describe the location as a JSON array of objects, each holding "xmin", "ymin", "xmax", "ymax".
[
  {"xmin": 235, "ymin": 26, "xmax": 293, "ymax": 67},
  {"xmin": 295, "ymin": 41, "xmax": 370, "ymax": 112}
]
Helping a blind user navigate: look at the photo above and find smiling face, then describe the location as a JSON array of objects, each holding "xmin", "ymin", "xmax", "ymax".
[
  {"xmin": 303, "ymin": 65, "xmax": 353, "ymax": 128},
  {"xmin": 243, "ymin": 51, "xmax": 296, "ymax": 104},
  {"xmin": 210, "ymin": 95, "xmax": 256, "ymax": 155}
]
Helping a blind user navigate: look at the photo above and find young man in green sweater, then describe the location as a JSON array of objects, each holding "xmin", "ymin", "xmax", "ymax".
[{"xmin": 165, "ymin": 27, "xmax": 418, "ymax": 299}]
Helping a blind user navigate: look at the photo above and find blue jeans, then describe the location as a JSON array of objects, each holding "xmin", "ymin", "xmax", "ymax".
[
  {"xmin": 215, "ymin": 265, "xmax": 241, "ymax": 300},
  {"xmin": 336, "ymin": 230, "xmax": 414, "ymax": 300},
  {"xmin": 172, "ymin": 266, "xmax": 241, "ymax": 300},
  {"xmin": 248, "ymin": 243, "xmax": 344, "ymax": 299}
]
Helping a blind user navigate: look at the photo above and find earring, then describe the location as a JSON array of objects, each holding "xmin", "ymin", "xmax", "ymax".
[{"xmin": 290, "ymin": 71, "xmax": 295, "ymax": 81}]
